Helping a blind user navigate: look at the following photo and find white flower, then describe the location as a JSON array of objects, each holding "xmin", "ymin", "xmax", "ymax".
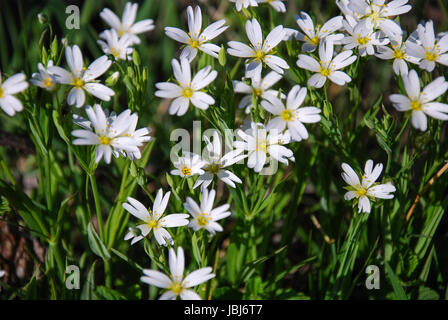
[
  {"xmin": 141, "ymin": 246, "xmax": 215, "ymax": 300},
  {"xmin": 341, "ymin": 159, "xmax": 396, "ymax": 213},
  {"xmin": 348, "ymin": 0, "xmax": 411, "ymax": 37},
  {"xmin": 261, "ymin": 85, "xmax": 321, "ymax": 142},
  {"xmin": 0, "ymin": 270, "xmax": 5, "ymax": 278},
  {"xmin": 0, "ymin": 71, "xmax": 28, "ymax": 117},
  {"xmin": 49, "ymin": 45, "xmax": 114, "ymax": 108},
  {"xmin": 123, "ymin": 189, "xmax": 189, "ymax": 246},
  {"xmin": 295, "ymin": 11, "xmax": 344, "ymax": 52},
  {"xmin": 297, "ymin": 38, "xmax": 357, "ymax": 88},
  {"xmin": 99, "ymin": 2, "xmax": 155, "ymax": 45},
  {"xmin": 230, "ymin": 0, "xmax": 258, "ymax": 12},
  {"xmin": 227, "ymin": 18, "xmax": 289, "ymax": 77},
  {"xmin": 233, "ymin": 122, "xmax": 294, "ymax": 173},
  {"xmin": 337, "ymin": 0, "xmax": 362, "ymax": 20},
  {"xmin": 194, "ymin": 131, "xmax": 246, "ymax": 189},
  {"xmin": 232, "ymin": 68, "xmax": 284, "ymax": 114},
  {"xmin": 155, "ymin": 58, "xmax": 217, "ymax": 116},
  {"xmin": 97, "ymin": 29, "xmax": 134, "ymax": 61},
  {"xmin": 165, "ymin": 6, "xmax": 228, "ymax": 62},
  {"xmin": 389, "ymin": 70, "xmax": 448, "ymax": 131},
  {"xmin": 71, "ymin": 104, "xmax": 145, "ymax": 163},
  {"xmin": 375, "ymin": 34, "xmax": 420, "ymax": 75},
  {"xmin": 31, "ymin": 60, "xmax": 57, "ymax": 91},
  {"xmin": 257, "ymin": 0, "xmax": 286, "ymax": 12},
  {"xmin": 405, "ymin": 20, "xmax": 448, "ymax": 72},
  {"xmin": 184, "ymin": 189, "xmax": 231, "ymax": 235},
  {"xmin": 341, "ymin": 18, "xmax": 389, "ymax": 56},
  {"xmin": 171, "ymin": 152, "xmax": 206, "ymax": 178}
]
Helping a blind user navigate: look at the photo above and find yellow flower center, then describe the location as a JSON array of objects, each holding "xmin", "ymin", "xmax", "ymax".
[
  {"xmin": 356, "ymin": 36, "xmax": 370, "ymax": 45},
  {"xmin": 188, "ymin": 38, "xmax": 201, "ymax": 49},
  {"xmin": 256, "ymin": 139, "xmax": 268, "ymax": 152},
  {"xmin": 368, "ymin": 10, "xmax": 380, "ymax": 22},
  {"xmin": 146, "ymin": 218, "xmax": 159, "ymax": 229},
  {"xmin": 170, "ymin": 282, "xmax": 184, "ymax": 296},
  {"xmin": 71, "ymin": 77, "xmax": 84, "ymax": 89},
  {"xmin": 281, "ymin": 109, "xmax": 295, "ymax": 122},
  {"xmin": 410, "ymin": 99, "xmax": 422, "ymax": 111},
  {"xmin": 44, "ymin": 77, "xmax": 53, "ymax": 88},
  {"xmin": 309, "ymin": 36, "xmax": 320, "ymax": 46},
  {"xmin": 253, "ymin": 49, "xmax": 266, "ymax": 62},
  {"xmin": 425, "ymin": 51, "xmax": 438, "ymax": 62},
  {"xmin": 254, "ymin": 88, "xmax": 263, "ymax": 96},
  {"xmin": 197, "ymin": 213, "xmax": 210, "ymax": 226},
  {"xmin": 355, "ymin": 187, "xmax": 368, "ymax": 197},
  {"xmin": 319, "ymin": 67, "xmax": 332, "ymax": 77},
  {"xmin": 99, "ymin": 136, "xmax": 111, "ymax": 145},
  {"xmin": 110, "ymin": 47, "xmax": 121, "ymax": 58},
  {"xmin": 182, "ymin": 87, "xmax": 193, "ymax": 99},
  {"xmin": 393, "ymin": 48, "xmax": 405, "ymax": 60},
  {"xmin": 181, "ymin": 167, "xmax": 191, "ymax": 176},
  {"xmin": 206, "ymin": 163, "xmax": 221, "ymax": 174},
  {"xmin": 0, "ymin": 87, "xmax": 3, "ymax": 98}
]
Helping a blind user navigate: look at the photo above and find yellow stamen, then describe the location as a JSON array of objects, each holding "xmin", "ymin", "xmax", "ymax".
[
  {"xmin": 393, "ymin": 48, "xmax": 405, "ymax": 60},
  {"xmin": 256, "ymin": 140, "xmax": 268, "ymax": 152},
  {"xmin": 425, "ymin": 51, "xmax": 438, "ymax": 62},
  {"xmin": 71, "ymin": 77, "xmax": 84, "ymax": 89},
  {"xmin": 188, "ymin": 38, "xmax": 201, "ymax": 49},
  {"xmin": 181, "ymin": 167, "xmax": 191, "ymax": 176},
  {"xmin": 110, "ymin": 47, "xmax": 121, "ymax": 58},
  {"xmin": 254, "ymin": 88, "xmax": 263, "ymax": 96},
  {"xmin": 197, "ymin": 213, "xmax": 210, "ymax": 226},
  {"xmin": 356, "ymin": 36, "xmax": 370, "ymax": 45},
  {"xmin": 309, "ymin": 36, "xmax": 320, "ymax": 46},
  {"xmin": 43, "ymin": 77, "xmax": 53, "ymax": 88},
  {"xmin": 253, "ymin": 49, "xmax": 266, "ymax": 62},
  {"xmin": 410, "ymin": 99, "xmax": 422, "ymax": 111},
  {"xmin": 147, "ymin": 218, "xmax": 159, "ymax": 229},
  {"xmin": 182, "ymin": 87, "xmax": 193, "ymax": 98},
  {"xmin": 319, "ymin": 67, "xmax": 332, "ymax": 77},
  {"xmin": 206, "ymin": 163, "xmax": 221, "ymax": 174},
  {"xmin": 281, "ymin": 109, "xmax": 295, "ymax": 122},
  {"xmin": 0, "ymin": 87, "xmax": 3, "ymax": 98},
  {"xmin": 99, "ymin": 136, "xmax": 111, "ymax": 145},
  {"xmin": 170, "ymin": 282, "xmax": 184, "ymax": 295},
  {"xmin": 355, "ymin": 187, "xmax": 368, "ymax": 197}
]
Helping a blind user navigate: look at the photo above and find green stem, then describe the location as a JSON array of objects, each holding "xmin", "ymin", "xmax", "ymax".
[{"xmin": 89, "ymin": 173, "xmax": 105, "ymax": 240}]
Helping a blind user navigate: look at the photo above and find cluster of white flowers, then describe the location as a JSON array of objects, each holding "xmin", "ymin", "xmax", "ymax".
[{"xmin": 4, "ymin": 0, "xmax": 448, "ymax": 300}]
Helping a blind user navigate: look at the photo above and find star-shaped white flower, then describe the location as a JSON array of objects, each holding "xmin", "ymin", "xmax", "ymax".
[
  {"xmin": 97, "ymin": 29, "xmax": 134, "ymax": 61},
  {"xmin": 295, "ymin": 11, "xmax": 344, "ymax": 52},
  {"xmin": 141, "ymin": 246, "xmax": 215, "ymax": 300},
  {"xmin": 232, "ymin": 68, "xmax": 284, "ymax": 114},
  {"xmin": 165, "ymin": 5, "xmax": 228, "ymax": 62},
  {"xmin": 171, "ymin": 152, "xmax": 206, "ymax": 178},
  {"xmin": 405, "ymin": 20, "xmax": 448, "ymax": 72},
  {"xmin": 99, "ymin": 2, "xmax": 155, "ymax": 45},
  {"xmin": 155, "ymin": 58, "xmax": 217, "ymax": 116},
  {"xmin": 341, "ymin": 159, "xmax": 396, "ymax": 213},
  {"xmin": 0, "ymin": 71, "xmax": 28, "ymax": 117},
  {"xmin": 297, "ymin": 38, "xmax": 357, "ymax": 88},
  {"xmin": 389, "ymin": 69, "xmax": 448, "ymax": 131},
  {"xmin": 49, "ymin": 45, "xmax": 114, "ymax": 108},
  {"xmin": 227, "ymin": 18, "xmax": 289, "ymax": 77},
  {"xmin": 348, "ymin": 0, "xmax": 411, "ymax": 37},
  {"xmin": 193, "ymin": 131, "xmax": 246, "ymax": 189},
  {"xmin": 184, "ymin": 189, "xmax": 231, "ymax": 235},
  {"xmin": 71, "ymin": 104, "xmax": 148, "ymax": 163},
  {"xmin": 261, "ymin": 85, "xmax": 321, "ymax": 142},
  {"xmin": 31, "ymin": 60, "xmax": 57, "ymax": 91},
  {"xmin": 375, "ymin": 33, "xmax": 420, "ymax": 75},
  {"xmin": 233, "ymin": 122, "xmax": 294, "ymax": 173},
  {"xmin": 123, "ymin": 189, "xmax": 189, "ymax": 246}
]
